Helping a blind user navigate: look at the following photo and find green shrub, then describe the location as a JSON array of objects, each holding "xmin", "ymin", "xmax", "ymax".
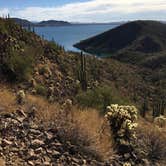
[
  {"xmin": 38, "ymin": 66, "xmax": 47, "ymax": 75},
  {"xmin": 2, "ymin": 50, "xmax": 33, "ymax": 81},
  {"xmin": 0, "ymin": 23, "xmax": 8, "ymax": 34},
  {"xmin": 47, "ymin": 41, "xmax": 64, "ymax": 52},
  {"xmin": 38, "ymin": 65, "xmax": 52, "ymax": 76},
  {"xmin": 136, "ymin": 124, "xmax": 166, "ymax": 165},
  {"xmin": 35, "ymin": 84, "xmax": 47, "ymax": 96},
  {"xmin": 76, "ymin": 86, "xmax": 129, "ymax": 112}
]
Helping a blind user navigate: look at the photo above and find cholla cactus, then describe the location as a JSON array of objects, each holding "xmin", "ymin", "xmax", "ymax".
[
  {"xmin": 62, "ymin": 99, "xmax": 72, "ymax": 111},
  {"xmin": 47, "ymin": 85, "xmax": 54, "ymax": 102},
  {"xmin": 16, "ymin": 90, "xmax": 25, "ymax": 104},
  {"xmin": 105, "ymin": 104, "xmax": 138, "ymax": 146},
  {"xmin": 154, "ymin": 116, "xmax": 166, "ymax": 128},
  {"xmin": 61, "ymin": 99, "xmax": 73, "ymax": 122},
  {"xmin": 123, "ymin": 162, "xmax": 131, "ymax": 166}
]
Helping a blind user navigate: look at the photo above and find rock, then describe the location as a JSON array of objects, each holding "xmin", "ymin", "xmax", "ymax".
[
  {"xmin": 124, "ymin": 153, "xmax": 130, "ymax": 160},
  {"xmin": 15, "ymin": 109, "xmax": 26, "ymax": 117},
  {"xmin": 72, "ymin": 157, "xmax": 80, "ymax": 164},
  {"xmin": 34, "ymin": 147, "xmax": 43, "ymax": 154},
  {"xmin": 43, "ymin": 161, "xmax": 50, "ymax": 166},
  {"xmin": 10, "ymin": 147, "xmax": 19, "ymax": 153},
  {"xmin": 29, "ymin": 129, "xmax": 41, "ymax": 136},
  {"xmin": 2, "ymin": 139, "xmax": 13, "ymax": 146},
  {"xmin": 45, "ymin": 131, "xmax": 54, "ymax": 140},
  {"xmin": 28, "ymin": 149, "xmax": 35, "ymax": 156},
  {"xmin": 27, "ymin": 160, "xmax": 35, "ymax": 166},
  {"xmin": 53, "ymin": 142, "xmax": 62, "ymax": 147},
  {"xmin": 142, "ymin": 159, "xmax": 150, "ymax": 166},
  {"xmin": 52, "ymin": 150, "xmax": 61, "ymax": 158},
  {"xmin": 0, "ymin": 109, "xmax": 112, "ymax": 165},
  {"xmin": 31, "ymin": 139, "xmax": 44, "ymax": 148}
]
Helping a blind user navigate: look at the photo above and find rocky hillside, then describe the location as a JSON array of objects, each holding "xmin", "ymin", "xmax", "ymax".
[
  {"xmin": 0, "ymin": 87, "xmax": 165, "ymax": 166},
  {"xmin": 0, "ymin": 17, "xmax": 165, "ymax": 108},
  {"xmin": 0, "ymin": 110, "xmax": 105, "ymax": 166},
  {"xmin": 74, "ymin": 20, "xmax": 166, "ymax": 67},
  {"xmin": 0, "ymin": 18, "xmax": 166, "ymax": 166},
  {"xmin": 0, "ymin": 17, "xmax": 80, "ymax": 101}
]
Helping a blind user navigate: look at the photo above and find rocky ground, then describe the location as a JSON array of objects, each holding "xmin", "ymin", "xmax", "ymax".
[{"xmin": 0, "ymin": 108, "xmax": 114, "ymax": 166}]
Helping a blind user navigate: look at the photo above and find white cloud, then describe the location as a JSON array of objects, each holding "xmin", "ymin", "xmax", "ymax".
[
  {"xmin": 0, "ymin": 8, "xmax": 9, "ymax": 17},
  {"xmin": 1, "ymin": 0, "xmax": 166, "ymax": 22}
]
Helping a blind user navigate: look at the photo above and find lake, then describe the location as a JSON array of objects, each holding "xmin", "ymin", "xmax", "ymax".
[{"xmin": 35, "ymin": 24, "xmax": 120, "ymax": 52}]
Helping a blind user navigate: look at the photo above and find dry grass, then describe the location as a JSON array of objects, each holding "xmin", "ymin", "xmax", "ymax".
[
  {"xmin": 26, "ymin": 94, "xmax": 61, "ymax": 121},
  {"xmin": 1, "ymin": 86, "xmax": 165, "ymax": 163},
  {"xmin": 26, "ymin": 96, "xmax": 115, "ymax": 160},
  {"xmin": 136, "ymin": 120, "xmax": 166, "ymax": 165},
  {"xmin": 0, "ymin": 87, "xmax": 17, "ymax": 113},
  {"xmin": 72, "ymin": 108, "xmax": 115, "ymax": 160},
  {"xmin": 0, "ymin": 87, "xmax": 115, "ymax": 161}
]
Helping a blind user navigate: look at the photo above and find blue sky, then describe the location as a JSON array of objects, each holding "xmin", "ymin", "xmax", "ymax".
[
  {"xmin": 0, "ymin": 0, "xmax": 88, "ymax": 8},
  {"xmin": 0, "ymin": 0, "xmax": 166, "ymax": 22}
]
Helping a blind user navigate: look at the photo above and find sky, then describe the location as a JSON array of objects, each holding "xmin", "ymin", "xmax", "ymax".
[{"xmin": 0, "ymin": 0, "xmax": 166, "ymax": 22}]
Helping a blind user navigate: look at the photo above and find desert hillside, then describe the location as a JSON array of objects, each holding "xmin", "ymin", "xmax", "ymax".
[{"xmin": 0, "ymin": 18, "xmax": 166, "ymax": 166}]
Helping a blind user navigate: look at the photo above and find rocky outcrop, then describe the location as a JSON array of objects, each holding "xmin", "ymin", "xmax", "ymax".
[{"xmin": 0, "ymin": 109, "xmax": 108, "ymax": 166}]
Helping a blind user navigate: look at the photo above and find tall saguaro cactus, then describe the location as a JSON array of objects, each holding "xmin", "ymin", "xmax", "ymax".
[
  {"xmin": 141, "ymin": 97, "xmax": 148, "ymax": 118},
  {"xmin": 152, "ymin": 100, "xmax": 166, "ymax": 118},
  {"xmin": 79, "ymin": 52, "xmax": 87, "ymax": 91}
]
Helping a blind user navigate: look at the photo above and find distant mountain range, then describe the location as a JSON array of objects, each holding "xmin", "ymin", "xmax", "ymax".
[
  {"xmin": 11, "ymin": 18, "xmax": 124, "ymax": 27},
  {"xmin": 74, "ymin": 20, "xmax": 166, "ymax": 68},
  {"xmin": 11, "ymin": 18, "xmax": 71, "ymax": 27}
]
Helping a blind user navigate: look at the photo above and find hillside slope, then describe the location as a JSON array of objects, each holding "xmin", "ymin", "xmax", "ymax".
[
  {"xmin": 74, "ymin": 20, "xmax": 166, "ymax": 67},
  {"xmin": 0, "ymin": 18, "xmax": 165, "ymax": 105},
  {"xmin": 0, "ymin": 17, "xmax": 166, "ymax": 166},
  {"xmin": 11, "ymin": 18, "xmax": 34, "ymax": 27}
]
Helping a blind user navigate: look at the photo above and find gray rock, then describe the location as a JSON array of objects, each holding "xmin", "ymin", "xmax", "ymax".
[
  {"xmin": 2, "ymin": 139, "xmax": 13, "ymax": 146},
  {"xmin": 31, "ymin": 139, "xmax": 44, "ymax": 148}
]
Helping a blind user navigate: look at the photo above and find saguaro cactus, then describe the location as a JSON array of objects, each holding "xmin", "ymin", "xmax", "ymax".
[
  {"xmin": 140, "ymin": 97, "xmax": 148, "ymax": 118},
  {"xmin": 152, "ymin": 100, "xmax": 166, "ymax": 118},
  {"xmin": 79, "ymin": 52, "xmax": 87, "ymax": 91}
]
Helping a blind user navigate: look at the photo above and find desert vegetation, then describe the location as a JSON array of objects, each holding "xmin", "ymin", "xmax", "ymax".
[{"xmin": 0, "ymin": 17, "xmax": 165, "ymax": 165}]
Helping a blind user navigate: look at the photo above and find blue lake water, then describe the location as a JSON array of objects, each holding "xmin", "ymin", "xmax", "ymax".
[{"xmin": 35, "ymin": 24, "xmax": 120, "ymax": 52}]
